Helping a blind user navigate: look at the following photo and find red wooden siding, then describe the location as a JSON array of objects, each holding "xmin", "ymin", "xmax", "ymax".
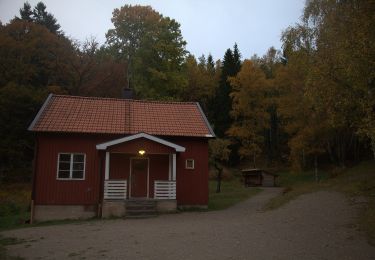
[
  {"xmin": 172, "ymin": 138, "xmax": 209, "ymax": 205},
  {"xmin": 34, "ymin": 134, "xmax": 106, "ymax": 205},
  {"xmin": 148, "ymin": 154, "xmax": 169, "ymax": 198},
  {"xmin": 109, "ymin": 153, "xmax": 130, "ymax": 180},
  {"xmin": 34, "ymin": 133, "xmax": 209, "ymax": 206},
  {"xmin": 108, "ymin": 138, "xmax": 175, "ymax": 154}
]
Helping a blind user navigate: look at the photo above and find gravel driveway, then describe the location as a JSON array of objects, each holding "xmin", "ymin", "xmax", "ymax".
[{"xmin": 2, "ymin": 188, "xmax": 375, "ymax": 259}]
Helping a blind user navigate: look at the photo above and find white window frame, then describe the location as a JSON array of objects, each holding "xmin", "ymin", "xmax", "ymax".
[
  {"xmin": 56, "ymin": 153, "xmax": 86, "ymax": 180},
  {"xmin": 185, "ymin": 159, "xmax": 195, "ymax": 170}
]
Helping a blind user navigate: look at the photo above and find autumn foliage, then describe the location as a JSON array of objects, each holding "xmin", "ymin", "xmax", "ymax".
[{"xmin": 0, "ymin": 1, "xmax": 374, "ymax": 181}]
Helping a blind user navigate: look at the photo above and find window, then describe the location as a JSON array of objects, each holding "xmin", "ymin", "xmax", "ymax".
[
  {"xmin": 57, "ymin": 153, "xmax": 85, "ymax": 180},
  {"xmin": 185, "ymin": 159, "xmax": 194, "ymax": 169}
]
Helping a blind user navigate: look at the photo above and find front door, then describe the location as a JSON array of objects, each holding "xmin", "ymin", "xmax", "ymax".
[{"xmin": 130, "ymin": 158, "xmax": 148, "ymax": 198}]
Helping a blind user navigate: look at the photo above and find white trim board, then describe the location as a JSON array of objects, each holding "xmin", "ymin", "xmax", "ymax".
[
  {"xmin": 195, "ymin": 102, "xmax": 215, "ymax": 138},
  {"xmin": 28, "ymin": 93, "xmax": 53, "ymax": 131},
  {"xmin": 96, "ymin": 132, "xmax": 186, "ymax": 152}
]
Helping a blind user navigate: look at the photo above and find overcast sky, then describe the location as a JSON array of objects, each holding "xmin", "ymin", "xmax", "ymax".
[{"xmin": 0, "ymin": 0, "xmax": 304, "ymax": 60}]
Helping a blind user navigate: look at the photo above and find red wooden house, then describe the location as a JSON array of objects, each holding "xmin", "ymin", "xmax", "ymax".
[{"xmin": 28, "ymin": 94, "xmax": 215, "ymax": 221}]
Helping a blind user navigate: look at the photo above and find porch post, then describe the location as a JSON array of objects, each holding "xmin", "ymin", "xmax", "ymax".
[
  {"xmin": 172, "ymin": 153, "xmax": 176, "ymax": 181},
  {"xmin": 168, "ymin": 154, "xmax": 172, "ymax": 180},
  {"xmin": 105, "ymin": 152, "xmax": 110, "ymax": 180}
]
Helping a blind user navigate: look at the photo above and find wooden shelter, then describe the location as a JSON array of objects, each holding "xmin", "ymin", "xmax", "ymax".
[{"xmin": 241, "ymin": 169, "xmax": 278, "ymax": 187}]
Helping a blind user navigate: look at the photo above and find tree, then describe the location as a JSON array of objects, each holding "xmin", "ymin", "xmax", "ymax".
[
  {"xmin": 0, "ymin": 20, "xmax": 73, "ymax": 88},
  {"xmin": 105, "ymin": 5, "xmax": 188, "ymax": 100},
  {"xmin": 66, "ymin": 38, "xmax": 127, "ymax": 97},
  {"xmin": 32, "ymin": 2, "xmax": 61, "ymax": 34},
  {"xmin": 19, "ymin": 2, "xmax": 33, "ymax": 22},
  {"xmin": 256, "ymin": 47, "xmax": 284, "ymax": 164},
  {"xmin": 16, "ymin": 2, "xmax": 61, "ymax": 34},
  {"xmin": 0, "ymin": 83, "xmax": 47, "ymax": 181},
  {"xmin": 183, "ymin": 54, "xmax": 219, "ymax": 113},
  {"xmin": 207, "ymin": 54, "xmax": 215, "ymax": 73},
  {"xmin": 209, "ymin": 139, "xmax": 231, "ymax": 193},
  {"xmin": 212, "ymin": 44, "xmax": 242, "ymax": 137},
  {"xmin": 228, "ymin": 60, "xmax": 270, "ymax": 167},
  {"xmin": 275, "ymin": 0, "xmax": 375, "ymax": 168}
]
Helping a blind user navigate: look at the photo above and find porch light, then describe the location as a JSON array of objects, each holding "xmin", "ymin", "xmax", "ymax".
[{"xmin": 138, "ymin": 150, "xmax": 145, "ymax": 156}]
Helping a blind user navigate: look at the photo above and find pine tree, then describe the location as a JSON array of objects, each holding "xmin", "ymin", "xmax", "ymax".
[
  {"xmin": 213, "ymin": 44, "xmax": 242, "ymax": 137},
  {"xmin": 19, "ymin": 2, "xmax": 33, "ymax": 22},
  {"xmin": 233, "ymin": 43, "xmax": 241, "ymax": 73},
  {"xmin": 207, "ymin": 54, "xmax": 215, "ymax": 73},
  {"xmin": 33, "ymin": 2, "xmax": 61, "ymax": 34}
]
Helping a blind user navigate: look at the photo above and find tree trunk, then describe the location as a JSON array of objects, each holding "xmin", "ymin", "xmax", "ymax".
[
  {"xmin": 216, "ymin": 168, "xmax": 222, "ymax": 193},
  {"xmin": 314, "ymin": 155, "xmax": 319, "ymax": 182},
  {"xmin": 302, "ymin": 149, "xmax": 306, "ymax": 170},
  {"xmin": 215, "ymin": 162, "xmax": 222, "ymax": 193},
  {"xmin": 253, "ymin": 152, "xmax": 256, "ymax": 168}
]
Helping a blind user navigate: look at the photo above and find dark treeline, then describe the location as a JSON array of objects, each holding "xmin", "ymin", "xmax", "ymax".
[{"xmin": 0, "ymin": 0, "xmax": 374, "ymax": 181}]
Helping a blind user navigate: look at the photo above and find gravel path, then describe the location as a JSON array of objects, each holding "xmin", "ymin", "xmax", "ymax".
[{"xmin": 2, "ymin": 188, "xmax": 375, "ymax": 259}]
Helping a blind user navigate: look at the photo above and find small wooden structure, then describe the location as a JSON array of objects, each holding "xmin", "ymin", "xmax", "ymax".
[{"xmin": 241, "ymin": 169, "xmax": 277, "ymax": 187}]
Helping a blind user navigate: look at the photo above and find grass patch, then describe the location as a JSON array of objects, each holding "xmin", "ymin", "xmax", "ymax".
[
  {"xmin": 0, "ymin": 183, "xmax": 31, "ymax": 231},
  {"xmin": 208, "ymin": 179, "xmax": 261, "ymax": 211},
  {"xmin": 265, "ymin": 160, "xmax": 375, "ymax": 245}
]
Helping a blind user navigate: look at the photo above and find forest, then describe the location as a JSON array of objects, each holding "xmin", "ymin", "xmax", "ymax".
[{"xmin": 0, "ymin": 0, "xmax": 374, "ymax": 182}]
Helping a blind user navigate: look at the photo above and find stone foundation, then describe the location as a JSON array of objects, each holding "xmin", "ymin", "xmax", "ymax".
[
  {"xmin": 34, "ymin": 200, "xmax": 178, "ymax": 221},
  {"xmin": 178, "ymin": 205, "xmax": 208, "ymax": 210},
  {"xmin": 33, "ymin": 205, "xmax": 96, "ymax": 222},
  {"xmin": 102, "ymin": 200, "xmax": 126, "ymax": 218},
  {"xmin": 156, "ymin": 200, "xmax": 177, "ymax": 213}
]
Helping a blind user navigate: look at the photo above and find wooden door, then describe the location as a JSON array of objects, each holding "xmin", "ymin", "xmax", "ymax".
[{"xmin": 131, "ymin": 158, "xmax": 148, "ymax": 198}]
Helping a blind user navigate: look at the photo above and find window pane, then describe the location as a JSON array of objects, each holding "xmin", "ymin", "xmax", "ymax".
[
  {"xmin": 58, "ymin": 170, "xmax": 70, "ymax": 179},
  {"xmin": 59, "ymin": 154, "xmax": 71, "ymax": 162},
  {"xmin": 59, "ymin": 162, "xmax": 70, "ymax": 171},
  {"xmin": 72, "ymin": 170, "xmax": 84, "ymax": 179},
  {"xmin": 186, "ymin": 159, "xmax": 194, "ymax": 169},
  {"xmin": 73, "ymin": 162, "xmax": 84, "ymax": 171},
  {"xmin": 73, "ymin": 154, "xmax": 84, "ymax": 163}
]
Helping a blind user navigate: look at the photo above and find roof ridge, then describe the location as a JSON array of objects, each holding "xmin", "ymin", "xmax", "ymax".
[{"xmin": 51, "ymin": 94, "xmax": 197, "ymax": 105}]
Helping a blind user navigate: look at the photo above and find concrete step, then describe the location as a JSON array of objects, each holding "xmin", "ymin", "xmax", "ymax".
[
  {"xmin": 125, "ymin": 199, "xmax": 157, "ymax": 218},
  {"xmin": 126, "ymin": 208, "xmax": 157, "ymax": 214},
  {"xmin": 126, "ymin": 214, "xmax": 158, "ymax": 219},
  {"xmin": 126, "ymin": 201, "xmax": 156, "ymax": 206},
  {"xmin": 126, "ymin": 205, "xmax": 155, "ymax": 211}
]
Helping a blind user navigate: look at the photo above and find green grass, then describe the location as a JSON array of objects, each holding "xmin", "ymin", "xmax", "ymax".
[
  {"xmin": 208, "ymin": 179, "xmax": 261, "ymax": 211},
  {"xmin": 0, "ymin": 183, "xmax": 31, "ymax": 231},
  {"xmin": 265, "ymin": 160, "xmax": 375, "ymax": 245}
]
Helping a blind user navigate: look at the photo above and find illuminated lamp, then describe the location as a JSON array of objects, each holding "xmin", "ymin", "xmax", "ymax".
[{"xmin": 138, "ymin": 150, "xmax": 146, "ymax": 156}]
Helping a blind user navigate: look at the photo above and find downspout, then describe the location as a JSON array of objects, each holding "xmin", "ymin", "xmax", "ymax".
[{"xmin": 30, "ymin": 135, "xmax": 38, "ymax": 224}]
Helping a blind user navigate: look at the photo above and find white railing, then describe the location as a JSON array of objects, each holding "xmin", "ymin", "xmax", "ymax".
[
  {"xmin": 154, "ymin": 180, "xmax": 176, "ymax": 199},
  {"xmin": 104, "ymin": 180, "xmax": 127, "ymax": 200}
]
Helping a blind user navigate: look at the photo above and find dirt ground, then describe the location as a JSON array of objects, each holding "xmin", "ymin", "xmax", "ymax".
[{"xmin": 2, "ymin": 188, "xmax": 375, "ymax": 259}]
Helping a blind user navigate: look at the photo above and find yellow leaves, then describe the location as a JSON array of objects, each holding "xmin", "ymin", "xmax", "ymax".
[
  {"xmin": 227, "ymin": 60, "xmax": 272, "ymax": 160},
  {"xmin": 209, "ymin": 139, "xmax": 231, "ymax": 163},
  {"xmin": 229, "ymin": 60, "xmax": 270, "ymax": 122}
]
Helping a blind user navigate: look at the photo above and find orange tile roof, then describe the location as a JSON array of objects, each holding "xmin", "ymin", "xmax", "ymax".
[{"xmin": 29, "ymin": 94, "xmax": 215, "ymax": 137}]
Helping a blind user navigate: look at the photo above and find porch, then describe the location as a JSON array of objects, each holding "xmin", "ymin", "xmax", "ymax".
[{"xmin": 96, "ymin": 133, "xmax": 185, "ymax": 217}]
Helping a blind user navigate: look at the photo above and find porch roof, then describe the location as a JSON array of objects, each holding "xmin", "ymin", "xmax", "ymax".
[{"xmin": 96, "ymin": 132, "xmax": 186, "ymax": 152}]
